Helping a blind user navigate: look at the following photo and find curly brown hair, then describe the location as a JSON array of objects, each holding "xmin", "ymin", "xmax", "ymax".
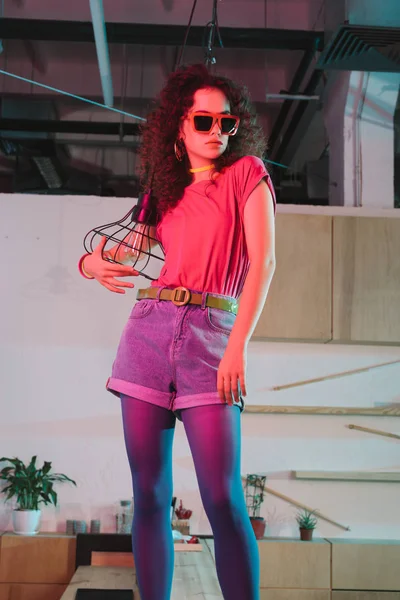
[{"xmin": 139, "ymin": 63, "xmax": 267, "ymax": 216}]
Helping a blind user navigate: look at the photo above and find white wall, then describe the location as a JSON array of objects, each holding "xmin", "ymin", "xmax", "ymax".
[{"xmin": 1, "ymin": 194, "xmax": 399, "ymax": 539}]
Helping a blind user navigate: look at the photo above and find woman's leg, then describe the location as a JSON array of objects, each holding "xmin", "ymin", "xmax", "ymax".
[
  {"xmin": 121, "ymin": 394, "xmax": 176, "ymax": 600},
  {"xmin": 180, "ymin": 403, "xmax": 260, "ymax": 600}
]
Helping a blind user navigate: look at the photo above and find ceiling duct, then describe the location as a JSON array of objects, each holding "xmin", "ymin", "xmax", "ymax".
[
  {"xmin": 0, "ymin": 100, "xmax": 101, "ymax": 194},
  {"xmin": 317, "ymin": 25, "xmax": 400, "ymax": 72},
  {"xmin": 11, "ymin": 139, "xmax": 101, "ymax": 195}
]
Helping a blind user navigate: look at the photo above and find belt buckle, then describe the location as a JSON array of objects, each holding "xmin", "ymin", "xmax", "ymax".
[{"xmin": 171, "ymin": 286, "xmax": 191, "ymax": 306}]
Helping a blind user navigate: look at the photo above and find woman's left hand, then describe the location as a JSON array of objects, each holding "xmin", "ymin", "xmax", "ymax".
[{"xmin": 217, "ymin": 343, "xmax": 247, "ymax": 405}]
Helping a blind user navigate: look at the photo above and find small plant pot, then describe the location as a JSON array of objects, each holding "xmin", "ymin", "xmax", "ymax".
[
  {"xmin": 12, "ymin": 509, "xmax": 41, "ymax": 536},
  {"xmin": 172, "ymin": 519, "xmax": 190, "ymax": 536},
  {"xmin": 299, "ymin": 527, "xmax": 314, "ymax": 541},
  {"xmin": 250, "ymin": 517, "xmax": 266, "ymax": 540}
]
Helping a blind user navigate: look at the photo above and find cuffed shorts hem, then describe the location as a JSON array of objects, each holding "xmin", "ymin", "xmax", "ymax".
[
  {"xmin": 106, "ymin": 378, "xmax": 243, "ymax": 421},
  {"xmin": 106, "ymin": 377, "xmax": 171, "ymax": 410},
  {"xmin": 174, "ymin": 390, "xmax": 242, "ymax": 411}
]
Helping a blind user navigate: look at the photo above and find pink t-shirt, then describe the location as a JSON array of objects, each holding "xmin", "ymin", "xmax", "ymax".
[{"xmin": 151, "ymin": 155, "xmax": 276, "ymax": 299}]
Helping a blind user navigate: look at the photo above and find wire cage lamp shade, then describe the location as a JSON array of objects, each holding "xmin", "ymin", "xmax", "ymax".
[
  {"xmin": 83, "ymin": 191, "xmax": 165, "ymax": 281},
  {"xmin": 245, "ymin": 474, "xmax": 267, "ymax": 518}
]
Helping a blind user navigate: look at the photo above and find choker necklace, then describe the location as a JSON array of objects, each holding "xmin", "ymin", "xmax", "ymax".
[{"xmin": 189, "ymin": 163, "xmax": 215, "ymax": 174}]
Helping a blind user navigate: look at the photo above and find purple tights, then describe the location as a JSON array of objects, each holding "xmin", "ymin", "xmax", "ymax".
[{"xmin": 120, "ymin": 395, "xmax": 260, "ymax": 600}]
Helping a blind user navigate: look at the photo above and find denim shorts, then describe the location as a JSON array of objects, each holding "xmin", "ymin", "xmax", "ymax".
[{"xmin": 106, "ymin": 286, "xmax": 244, "ymax": 421}]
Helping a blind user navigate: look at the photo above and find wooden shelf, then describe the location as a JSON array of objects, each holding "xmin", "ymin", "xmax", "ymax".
[{"xmin": 294, "ymin": 471, "xmax": 400, "ymax": 483}]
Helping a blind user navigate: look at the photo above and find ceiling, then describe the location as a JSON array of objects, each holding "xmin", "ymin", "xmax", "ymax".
[{"xmin": 0, "ymin": 0, "xmax": 328, "ymax": 200}]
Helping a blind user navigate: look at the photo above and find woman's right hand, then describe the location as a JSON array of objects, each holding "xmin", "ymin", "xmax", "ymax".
[{"xmin": 82, "ymin": 237, "xmax": 140, "ymax": 294}]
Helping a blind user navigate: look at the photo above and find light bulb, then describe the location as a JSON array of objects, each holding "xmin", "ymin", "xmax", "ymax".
[{"xmin": 106, "ymin": 224, "xmax": 151, "ymax": 265}]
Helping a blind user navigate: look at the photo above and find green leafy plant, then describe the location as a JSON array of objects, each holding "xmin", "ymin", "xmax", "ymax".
[
  {"xmin": 296, "ymin": 509, "xmax": 318, "ymax": 530},
  {"xmin": 0, "ymin": 456, "xmax": 76, "ymax": 510},
  {"xmin": 245, "ymin": 474, "xmax": 267, "ymax": 518}
]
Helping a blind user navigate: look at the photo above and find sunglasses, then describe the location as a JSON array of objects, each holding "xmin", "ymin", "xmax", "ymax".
[{"xmin": 188, "ymin": 111, "xmax": 240, "ymax": 136}]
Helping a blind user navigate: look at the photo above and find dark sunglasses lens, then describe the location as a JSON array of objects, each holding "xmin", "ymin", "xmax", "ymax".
[
  {"xmin": 194, "ymin": 115, "xmax": 213, "ymax": 132},
  {"xmin": 221, "ymin": 117, "xmax": 237, "ymax": 134}
]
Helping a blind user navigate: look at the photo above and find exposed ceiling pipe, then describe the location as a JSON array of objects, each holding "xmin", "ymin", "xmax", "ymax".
[
  {"xmin": 0, "ymin": 0, "xmax": 3, "ymax": 54},
  {"xmin": 266, "ymin": 93, "xmax": 320, "ymax": 101},
  {"xmin": 89, "ymin": 0, "xmax": 113, "ymax": 107}
]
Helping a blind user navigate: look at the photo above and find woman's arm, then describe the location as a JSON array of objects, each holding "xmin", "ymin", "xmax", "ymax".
[
  {"xmin": 229, "ymin": 179, "xmax": 276, "ymax": 348},
  {"xmin": 217, "ymin": 178, "xmax": 275, "ymax": 404}
]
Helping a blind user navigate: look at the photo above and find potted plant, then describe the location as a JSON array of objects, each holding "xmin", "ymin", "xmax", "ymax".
[
  {"xmin": 245, "ymin": 474, "xmax": 267, "ymax": 539},
  {"xmin": 172, "ymin": 499, "xmax": 193, "ymax": 536},
  {"xmin": 296, "ymin": 509, "xmax": 318, "ymax": 541},
  {"xmin": 0, "ymin": 455, "xmax": 76, "ymax": 535}
]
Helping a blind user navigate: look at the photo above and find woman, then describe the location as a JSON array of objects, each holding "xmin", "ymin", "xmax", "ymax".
[{"xmin": 79, "ymin": 63, "xmax": 276, "ymax": 600}]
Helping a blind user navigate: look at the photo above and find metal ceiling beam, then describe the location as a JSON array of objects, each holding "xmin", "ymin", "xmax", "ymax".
[
  {"xmin": 1, "ymin": 138, "xmax": 139, "ymax": 148},
  {"xmin": 268, "ymin": 47, "xmax": 316, "ymax": 154},
  {"xmin": 274, "ymin": 68, "xmax": 323, "ymax": 164},
  {"xmin": 0, "ymin": 118, "xmax": 141, "ymax": 135},
  {"xmin": 0, "ymin": 18, "xmax": 324, "ymax": 51}
]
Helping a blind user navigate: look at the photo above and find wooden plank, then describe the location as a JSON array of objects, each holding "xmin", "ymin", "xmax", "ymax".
[
  {"xmin": 258, "ymin": 538, "xmax": 331, "ymax": 589},
  {"xmin": 271, "ymin": 360, "xmax": 400, "ymax": 391},
  {"xmin": 171, "ymin": 541, "xmax": 222, "ymax": 599},
  {"xmin": 240, "ymin": 482, "xmax": 349, "ymax": 531},
  {"xmin": 252, "ymin": 214, "xmax": 332, "ymax": 341},
  {"xmin": 91, "ymin": 552, "xmax": 134, "ymax": 568},
  {"xmin": 332, "ymin": 593, "xmax": 400, "ymax": 599},
  {"xmin": 174, "ymin": 544, "xmax": 203, "ymax": 552},
  {"xmin": 329, "ymin": 539, "xmax": 400, "ymax": 591},
  {"xmin": 90, "ymin": 544, "xmax": 202, "ymax": 569},
  {"xmin": 0, "ymin": 584, "xmax": 10, "ymax": 600},
  {"xmin": 0, "ymin": 534, "xmax": 76, "ymax": 584},
  {"xmin": 347, "ymin": 424, "xmax": 400, "ymax": 441},
  {"xmin": 244, "ymin": 405, "xmax": 400, "ymax": 417},
  {"xmin": 59, "ymin": 567, "xmax": 137, "ymax": 600},
  {"xmin": 61, "ymin": 542, "xmax": 219, "ymax": 600},
  {"xmin": 333, "ymin": 217, "xmax": 400, "ymax": 344},
  {"xmin": 260, "ymin": 591, "xmax": 330, "ymax": 600},
  {"xmin": 294, "ymin": 471, "xmax": 400, "ymax": 483},
  {"xmin": 4, "ymin": 583, "xmax": 66, "ymax": 600}
]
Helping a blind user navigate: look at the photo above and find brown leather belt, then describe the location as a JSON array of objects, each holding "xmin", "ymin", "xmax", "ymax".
[{"xmin": 137, "ymin": 286, "xmax": 238, "ymax": 315}]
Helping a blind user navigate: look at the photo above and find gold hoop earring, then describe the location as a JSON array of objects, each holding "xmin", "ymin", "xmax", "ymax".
[{"xmin": 174, "ymin": 139, "xmax": 185, "ymax": 162}]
